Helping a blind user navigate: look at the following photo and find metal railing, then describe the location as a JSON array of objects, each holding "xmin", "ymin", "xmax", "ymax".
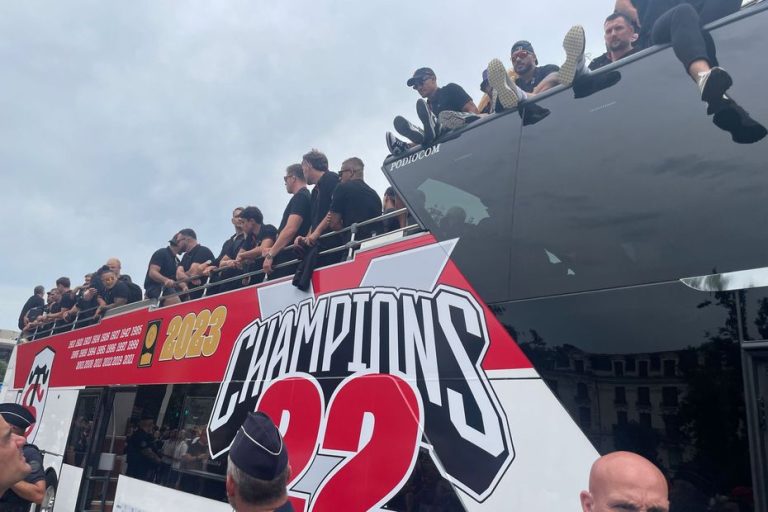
[{"xmin": 17, "ymin": 209, "xmax": 422, "ymax": 343}]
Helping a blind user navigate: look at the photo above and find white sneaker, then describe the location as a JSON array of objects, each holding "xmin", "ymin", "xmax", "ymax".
[
  {"xmin": 438, "ymin": 111, "xmax": 481, "ymax": 130},
  {"xmin": 560, "ymin": 25, "xmax": 587, "ymax": 87},
  {"xmin": 487, "ymin": 58, "xmax": 520, "ymax": 110}
]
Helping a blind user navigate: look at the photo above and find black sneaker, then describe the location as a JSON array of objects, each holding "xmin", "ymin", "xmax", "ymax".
[
  {"xmin": 712, "ymin": 98, "xmax": 767, "ymax": 144},
  {"xmin": 386, "ymin": 132, "xmax": 410, "ymax": 155},
  {"xmin": 699, "ymin": 67, "xmax": 733, "ymax": 105},
  {"xmin": 393, "ymin": 115, "xmax": 424, "ymax": 145},
  {"xmin": 416, "ymin": 98, "xmax": 438, "ymax": 144}
]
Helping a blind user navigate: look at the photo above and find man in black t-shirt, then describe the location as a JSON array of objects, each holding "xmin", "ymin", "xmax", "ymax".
[
  {"xmin": 309, "ymin": 157, "xmax": 382, "ymax": 252},
  {"xmin": 295, "ymin": 150, "xmax": 344, "ymax": 266},
  {"xmin": 176, "ymin": 229, "xmax": 215, "ymax": 300},
  {"xmin": 126, "ymin": 418, "xmax": 161, "ymax": 483},
  {"xmin": 144, "ymin": 236, "xmax": 182, "ymax": 305},
  {"xmin": 65, "ymin": 274, "xmax": 100, "ymax": 328},
  {"xmin": 208, "ymin": 207, "xmax": 246, "ymax": 294},
  {"xmin": 486, "ymin": 29, "xmax": 587, "ymax": 110},
  {"xmin": 263, "ymin": 164, "xmax": 312, "ymax": 278},
  {"xmin": 235, "ymin": 206, "xmax": 278, "ymax": 284},
  {"xmin": 17, "ymin": 286, "xmax": 44, "ymax": 330},
  {"xmin": 589, "ymin": 13, "xmax": 641, "ymax": 71},
  {"xmin": 96, "ymin": 270, "xmax": 131, "ymax": 317},
  {"xmin": 389, "ymin": 68, "xmax": 479, "ymax": 151},
  {"xmin": 106, "ymin": 258, "xmax": 142, "ymax": 303}
]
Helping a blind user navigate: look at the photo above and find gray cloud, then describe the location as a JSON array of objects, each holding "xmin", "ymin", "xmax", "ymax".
[{"xmin": 0, "ymin": 0, "xmax": 614, "ymax": 328}]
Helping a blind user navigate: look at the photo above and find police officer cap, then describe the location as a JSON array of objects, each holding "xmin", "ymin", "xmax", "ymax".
[
  {"xmin": 0, "ymin": 403, "xmax": 36, "ymax": 430},
  {"xmin": 229, "ymin": 412, "xmax": 288, "ymax": 480}
]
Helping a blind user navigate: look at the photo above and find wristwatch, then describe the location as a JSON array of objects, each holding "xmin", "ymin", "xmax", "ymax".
[{"xmin": 265, "ymin": 252, "xmax": 274, "ymax": 260}]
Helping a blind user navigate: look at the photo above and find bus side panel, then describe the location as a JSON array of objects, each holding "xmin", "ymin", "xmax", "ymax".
[
  {"xmin": 1, "ymin": 345, "xmax": 18, "ymax": 402},
  {"xmin": 113, "ymin": 475, "xmax": 231, "ymax": 511},
  {"xmin": 34, "ymin": 388, "xmax": 80, "ymax": 460},
  {"xmin": 55, "ymin": 464, "xmax": 84, "ymax": 511}
]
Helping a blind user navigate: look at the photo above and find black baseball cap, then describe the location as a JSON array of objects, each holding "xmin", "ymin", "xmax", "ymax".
[
  {"xmin": 0, "ymin": 403, "xmax": 36, "ymax": 430},
  {"xmin": 406, "ymin": 67, "xmax": 436, "ymax": 87},
  {"xmin": 229, "ymin": 412, "xmax": 288, "ymax": 480},
  {"xmin": 511, "ymin": 40, "xmax": 535, "ymax": 54}
]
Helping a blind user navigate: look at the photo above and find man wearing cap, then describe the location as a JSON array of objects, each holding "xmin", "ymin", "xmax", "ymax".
[
  {"xmin": 227, "ymin": 412, "xmax": 293, "ymax": 512},
  {"xmin": 0, "ymin": 404, "xmax": 45, "ymax": 510},
  {"xmin": 388, "ymin": 68, "xmax": 478, "ymax": 152},
  {"xmin": 143, "ymin": 235, "xmax": 182, "ymax": 305},
  {"xmin": 486, "ymin": 27, "xmax": 587, "ymax": 110},
  {"xmin": 0, "ymin": 414, "xmax": 29, "ymax": 498}
]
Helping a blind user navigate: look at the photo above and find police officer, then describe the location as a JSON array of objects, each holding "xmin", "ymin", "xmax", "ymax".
[
  {"xmin": 0, "ymin": 404, "xmax": 45, "ymax": 511},
  {"xmin": 226, "ymin": 412, "xmax": 293, "ymax": 512}
]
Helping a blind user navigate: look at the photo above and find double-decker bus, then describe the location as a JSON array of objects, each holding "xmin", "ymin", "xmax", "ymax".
[{"xmin": 3, "ymin": 4, "xmax": 768, "ymax": 511}]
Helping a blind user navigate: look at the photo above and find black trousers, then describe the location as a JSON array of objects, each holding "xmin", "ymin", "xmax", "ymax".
[{"xmin": 641, "ymin": 0, "xmax": 741, "ymax": 69}]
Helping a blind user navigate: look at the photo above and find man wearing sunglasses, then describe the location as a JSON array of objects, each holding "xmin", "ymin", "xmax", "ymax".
[
  {"xmin": 143, "ymin": 234, "xmax": 182, "ymax": 305},
  {"xmin": 387, "ymin": 67, "xmax": 478, "ymax": 153}
]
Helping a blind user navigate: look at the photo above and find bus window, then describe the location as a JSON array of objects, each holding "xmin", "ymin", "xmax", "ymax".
[{"xmin": 65, "ymin": 392, "xmax": 101, "ymax": 468}]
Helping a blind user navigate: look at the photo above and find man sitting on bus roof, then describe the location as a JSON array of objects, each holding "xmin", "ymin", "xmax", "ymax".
[
  {"xmin": 226, "ymin": 412, "xmax": 293, "ymax": 512},
  {"xmin": 207, "ymin": 207, "xmax": 247, "ymax": 294},
  {"xmin": 262, "ymin": 164, "xmax": 312, "ymax": 278},
  {"xmin": 388, "ymin": 68, "xmax": 479, "ymax": 152},
  {"xmin": 589, "ymin": 13, "xmax": 641, "ymax": 71},
  {"xmin": 143, "ymin": 235, "xmax": 182, "ymax": 306},
  {"xmin": 486, "ymin": 29, "xmax": 587, "ymax": 111},
  {"xmin": 0, "ymin": 404, "xmax": 45, "ymax": 510}
]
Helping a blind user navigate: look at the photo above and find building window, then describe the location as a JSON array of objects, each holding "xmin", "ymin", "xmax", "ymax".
[
  {"xmin": 639, "ymin": 361, "xmax": 649, "ymax": 378},
  {"xmin": 617, "ymin": 411, "xmax": 628, "ymax": 426},
  {"xmin": 613, "ymin": 361, "xmax": 624, "ymax": 377},
  {"xmin": 663, "ymin": 359, "xmax": 677, "ymax": 377},
  {"xmin": 637, "ymin": 387, "xmax": 651, "ymax": 406},
  {"xmin": 576, "ymin": 382, "xmax": 589, "ymax": 401},
  {"xmin": 574, "ymin": 360, "xmax": 585, "ymax": 374},
  {"xmin": 579, "ymin": 407, "xmax": 592, "ymax": 429},
  {"xmin": 614, "ymin": 387, "xmax": 627, "ymax": 405},
  {"xmin": 639, "ymin": 412, "xmax": 652, "ymax": 428},
  {"xmin": 662, "ymin": 386, "xmax": 679, "ymax": 407}
]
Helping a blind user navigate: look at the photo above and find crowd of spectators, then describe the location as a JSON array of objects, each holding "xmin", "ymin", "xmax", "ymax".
[
  {"xmin": 386, "ymin": 0, "xmax": 765, "ymax": 153},
  {"xmin": 18, "ymin": 151, "xmax": 411, "ymax": 340}
]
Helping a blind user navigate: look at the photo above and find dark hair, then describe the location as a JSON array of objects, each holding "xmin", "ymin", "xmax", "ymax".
[
  {"xmin": 34, "ymin": 285, "xmax": 45, "ymax": 295},
  {"xmin": 286, "ymin": 163, "xmax": 305, "ymax": 181},
  {"xmin": 385, "ymin": 186, "xmax": 396, "ymax": 198},
  {"xmin": 178, "ymin": 228, "xmax": 197, "ymax": 239},
  {"xmin": 606, "ymin": 11, "xmax": 636, "ymax": 30},
  {"xmin": 239, "ymin": 206, "xmax": 264, "ymax": 225},
  {"xmin": 302, "ymin": 149, "xmax": 329, "ymax": 172},
  {"xmin": 56, "ymin": 277, "xmax": 71, "ymax": 288}
]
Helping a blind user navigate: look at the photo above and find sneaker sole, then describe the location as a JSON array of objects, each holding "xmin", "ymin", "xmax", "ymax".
[
  {"xmin": 416, "ymin": 99, "xmax": 436, "ymax": 144},
  {"xmin": 439, "ymin": 111, "xmax": 480, "ymax": 130},
  {"xmin": 702, "ymin": 68, "xmax": 733, "ymax": 105},
  {"xmin": 393, "ymin": 116, "xmax": 424, "ymax": 145},
  {"xmin": 560, "ymin": 25, "xmax": 586, "ymax": 87},
  {"xmin": 487, "ymin": 58, "xmax": 518, "ymax": 110}
]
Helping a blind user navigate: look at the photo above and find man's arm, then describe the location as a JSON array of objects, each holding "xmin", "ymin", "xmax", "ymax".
[
  {"xmin": 615, "ymin": 0, "xmax": 640, "ymax": 27},
  {"xmin": 10, "ymin": 479, "xmax": 45, "ymax": 505},
  {"xmin": 462, "ymin": 100, "xmax": 480, "ymax": 114},
  {"xmin": 148, "ymin": 264, "xmax": 175, "ymax": 289}
]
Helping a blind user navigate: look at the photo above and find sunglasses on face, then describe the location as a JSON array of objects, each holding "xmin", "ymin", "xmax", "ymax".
[
  {"xmin": 412, "ymin": 76, "xmax": 433, "ymax": 89},
  {"xmin": 512, "ymin": 49, "xmax": 531, "ymax": 60}
]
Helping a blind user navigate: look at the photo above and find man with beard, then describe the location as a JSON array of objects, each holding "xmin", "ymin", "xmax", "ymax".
[{"xmin": 590, "ymin": 13, "xmax": 640, "ymax": 70}]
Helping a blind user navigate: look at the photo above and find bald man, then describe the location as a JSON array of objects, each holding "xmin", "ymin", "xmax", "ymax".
[
  {"xmin": 105, "ymin": 257, "xmax": 142, "ymax": 303},
  {"xmin": 580, "ymin": 451, "xmax": 669, "ymax": 512}
]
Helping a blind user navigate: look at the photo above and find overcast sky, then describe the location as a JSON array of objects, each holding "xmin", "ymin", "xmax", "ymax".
[{"xmin": 0, "ymin": 0, "xmax": 619, "ymax": 329}]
